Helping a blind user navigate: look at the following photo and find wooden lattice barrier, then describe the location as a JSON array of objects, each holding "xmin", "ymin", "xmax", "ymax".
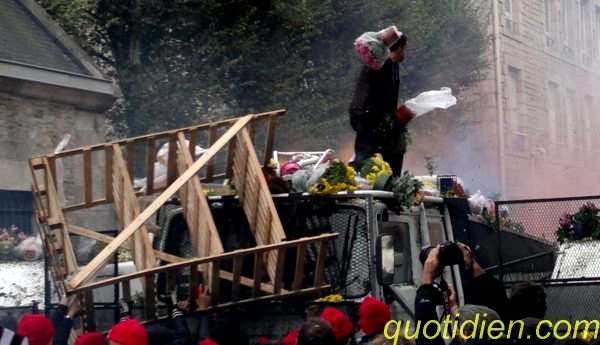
[{"xmin": 29, "ymin": 110, "xmax": 339, "ymax": 332}]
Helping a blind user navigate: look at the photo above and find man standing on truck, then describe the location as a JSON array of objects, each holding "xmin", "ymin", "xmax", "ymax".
[{"xmin": 349, "ymin": 26, "xmax": 410, "ymax": 176}]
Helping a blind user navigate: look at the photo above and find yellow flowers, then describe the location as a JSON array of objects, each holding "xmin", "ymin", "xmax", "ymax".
[
  {"xmin": 309, "ymin": 161, "xmax": 358, "ymax": 196},
  {"xmin": 361, "ymin": 154, "xmax": 393, "ymax": 185}
]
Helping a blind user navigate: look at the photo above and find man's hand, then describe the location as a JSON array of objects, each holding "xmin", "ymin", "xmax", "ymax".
[
  {"xmin": 456, "ymin": 242, "xmax": 473, "ymax": 270},
  {"xmin": 457, "ymin": 242, "xmax": 485, "ymax": 277},
  {"xmin": 422, "ymin": 245, "xmax": 441, "ymax": 285}
]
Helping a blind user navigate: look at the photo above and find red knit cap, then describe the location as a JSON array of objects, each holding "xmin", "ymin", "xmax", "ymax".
[
  {"xmin": 282, "ymin": 328, "xmax": 299, "ymax": 345},
  {"xmin": 320, "ymin": 307, "xmax": 354, "ymax": 341},
  {"xmin": 74, "ymin": 332, "xmax": 105, "ymax": 345},
  {"xmin": 17, "ymin": 314, "xmax": 55, "ymax": 345},
  {"xmin": 198, "ymin": 339, "xmax": 219, "ymax": 345},
  {"xmin": 358, "ymin": 296, "xmax": 391, "ymax": 335},
  {"xmin": 107, "ymin": 319, "xmax": 148, "ymax": 345}
]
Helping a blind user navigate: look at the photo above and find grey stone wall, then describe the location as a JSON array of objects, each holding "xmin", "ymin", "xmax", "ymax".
[{"xmin": 0, "ymin": 91, "xmax": 118, "ymax": 230}]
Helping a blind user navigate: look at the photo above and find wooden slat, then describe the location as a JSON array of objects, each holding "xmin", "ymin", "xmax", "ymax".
[
  {"xmin": 166, "ymin": 134, "xmax": 178, "ymax": 185},
  {"xmin": 83, "ymin": 148, "xmax": 93, "ymax": 205},
  {"xmin": 146, "ymin": 138, "xmax": 156, "ymax": 195},
  {"xmin": 144, "ymin": 275, "xmax": 156, "ymax": 320},
  {"xmin": 126, "ymin": 140, "xmax": 135, "ymax": 180},
  {"xmin": 314, "ymin": 240, "xmax": 329, "ymax": 288},
  {"xmin": 69, "ymin": 115, "xmax": 252, "ymax": 288},
  {"xmin": 48, "ymin": 110, "xmax": 285, "ymax": 159},
  {"xmin": 225, "ymin": 139, "xmax": 236, "ymax": 178},
  {"xmin": 188, "ymin": 130, "xmax": 198, "ymax": 160},
  {"xmin": 68, "ymin": 234, "xmax": 338, "ymax": 294},
  {"xmin": 252, "ymin": 252, "xmax": 264, "ymax": 298},
  {"xmin": 210, "ymin": 261, "xmax": 220, "ymax": 304},
  {"xmin": 105, "ymin": 145, "xmax": 114, "ymax": 203},
  {"xmin": 231, "ymin": 256, "xmax": 244, "ymax": 302},
  {"xmin": 273, "ymin": 248, "xmax": 286, "ymax": 294},
  {"xmin": 293, "ymin": 244, "xmax": 307, "ymax": 291},
  {"xmin": 205, "ymin": 125, "xmax": 218, "ymax": 181},
  {"xmin": 263, "ymin": 115, "xmax": 279, "ymax": 166}
]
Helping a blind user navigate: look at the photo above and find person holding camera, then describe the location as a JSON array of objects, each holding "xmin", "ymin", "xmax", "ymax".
[{"xmin": 416, "ymin": 244, "xmax": 511, "ymax": 345}]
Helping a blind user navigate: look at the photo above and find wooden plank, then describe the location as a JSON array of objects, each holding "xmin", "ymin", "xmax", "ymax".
[
  {"xmin": 263, "ymin": 115, "xmax": 279, "ymax": 166},
  {"xmin": 231, "ymin": 256, "xmax": 243, "ymax": 302},
  {"xmin": 293, "ymin": 244, "xmax": 307, "ymax": 291},
  {"xmin": 68, "ymin": 234, "xmax": 338, "ymax": 294},
  {"xmin": 144, "ymin": 275, "xmax": 156, "ymax": 320},
  {"xmin": 83, "ymin": 148, "xmax": 93, "ymax": 205},
  {"xmin": 47, "ymin": 155, "xmax": 57, "ymax": 190},
  {"xmin": 126, "ymin": 140, "xmax": 135, "ymax": 180},
  {"xmin": 272, "ymin": 248, "xmax": 286, "ymax": 294},
  {"xmin": 314, "ymin": 240, "xmax": 329, "ymax": 288},
  {"xmin": 225, "ymin": 139, "xmax": 236, "ymax": 178},
  {"xmin": 214, "ymin": 286, "xmax": 329, "ymax": 310},
  {"xmin": 205, "ymin": 125, "xmax": 218, "ymax": 181},
  {"xmin": 146, "ymin": 138, "xmax": 156, "ymax": 195},
  {"xmin": 188, "ymin": 130, "xmax": 198, "ymax": 160},
  {"xmin": 252, "ymin": 252, "xmax": 264, "ymax": 298},
  {"xmin": 176, "ymin": 133, "xmax": 224, "ymax": 258},
  {"xmin": 166, "ymin": 134, "xmax": 178, "ymax": 185},
  {"xmin": 210, "ymin": 261, "xmax": 220, "ymax": 304},
  {"xmin": 50, "ymin": 109, "xmax": 285, "ymax": 158},
  {"xmin": 105, "ymin": 145, "xmax": 114, "ymax": 203}
]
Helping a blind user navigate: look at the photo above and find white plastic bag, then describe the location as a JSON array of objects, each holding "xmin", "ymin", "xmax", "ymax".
[
  {"xmin": 14, "ymin": 236, "xmax": 43, "ymax": 261},
  {"xmin": 404, "ymin": 87, "xmax": 457, "ymax": 117}
]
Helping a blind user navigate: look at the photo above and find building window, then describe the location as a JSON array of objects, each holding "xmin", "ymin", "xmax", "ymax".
[
  {"xmin": 0, "ymin": 190, "xmax": 34, "ymax": 236},
  {"xmin": 580, "ymin": 0, "xmax": 592, "ymax": 65},
  {"xmin": 594, "ymin": 6, "xmax": 600, "ymax": 63},
  {"xmin": 561, "ymin": 0, "xmax": 576, "ymax": 59},
  {"xmin": 505, "ymin": 0, "xmax": 519, "ymax": 34},
  {"xmin": 545, "ymin": 0, "xmax": 558, "ymax": 49},
  {"xmin": 566, "ymin": 89, "xmax": 583, "ymax": 148},
  {"xmin": 584, "ymin": 95, "xmax": 595, "ymax": 152},
  {"xmin": 507, "ymin": 66, "xmax": 525, "ymax": 134},
  {"xmin": 548, "ymin": 82, "xmax": 565, "ymax": 144}
]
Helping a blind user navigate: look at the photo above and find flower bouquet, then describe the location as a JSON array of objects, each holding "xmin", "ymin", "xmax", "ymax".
[
  {"xmin": 360, "ymin": 153, "xmax": 393, "ymax": 186},
  {"xmin": 0, "ymin": 225, "xmax": 27, "ymax": 260},
  {"xmin": 556, "ymin": 202, "xmax": 600, "ymax": 243},
  {"xmin": 390, "ymin": 171, "xmax": 424, "ymax": 211},
  {"xmin": 308, "ymin": 161, "xmax": 357, "ymax": 196}
]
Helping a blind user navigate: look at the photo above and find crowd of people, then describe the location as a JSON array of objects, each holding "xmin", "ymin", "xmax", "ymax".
[{"xmin": 0, "ymin": 241, "xmax": 597, "ymax": 345}]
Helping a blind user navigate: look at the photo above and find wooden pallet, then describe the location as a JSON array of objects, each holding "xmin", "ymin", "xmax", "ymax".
[{"xmin": 29, "ymin": 110, "xmax": 338, "ymax": 331}]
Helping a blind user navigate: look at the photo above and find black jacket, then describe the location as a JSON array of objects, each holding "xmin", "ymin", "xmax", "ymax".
[{"xmin": 349, "ymin": 59, "xmax": 400, "ymax": 130}]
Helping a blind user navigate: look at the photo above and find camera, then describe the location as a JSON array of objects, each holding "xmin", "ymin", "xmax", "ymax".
[{"xmin": 419, "ymin": 241, "xmax": 464, "ymax": 268}]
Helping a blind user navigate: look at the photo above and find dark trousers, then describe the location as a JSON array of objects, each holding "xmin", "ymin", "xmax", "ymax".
[{"xmin": 349, "ymin": 120, "xmax": 404, "ymax": 176}]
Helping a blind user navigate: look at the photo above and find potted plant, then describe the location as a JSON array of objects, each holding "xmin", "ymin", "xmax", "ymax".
[{"xmin": 556, "ymin": 202, "xmax": 600, "ymax": 243}]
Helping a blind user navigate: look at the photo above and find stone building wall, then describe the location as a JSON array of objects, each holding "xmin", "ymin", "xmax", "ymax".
[{"xmin": 0, "ymin": 92, "xmax": 118, "ymax": 231}]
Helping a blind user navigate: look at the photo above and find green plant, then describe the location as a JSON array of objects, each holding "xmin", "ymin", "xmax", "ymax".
[
  {"xmin": 390, "ymin": 171, "xmax": 423, "ymax": 211},
  {"xmin": 556, "ymin": 202, "xmax": 600, "ymax": 243},
  {"xmin": 481, "ymin": 209, "xmax": 524, "ymax": 233}
]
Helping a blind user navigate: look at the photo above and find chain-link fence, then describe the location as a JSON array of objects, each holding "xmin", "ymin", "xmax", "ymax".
[{"xmin": 486, "ymin": 196, "xmax": 600, "ymax": 322}]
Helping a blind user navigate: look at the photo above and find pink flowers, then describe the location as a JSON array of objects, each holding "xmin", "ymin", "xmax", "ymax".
[
  {"xmin": 0, "ymin": 225, "xmax": 29, "ymax": 243},
  {"xmin": 559, "ymin": 212, "xmax": 573, "ymax": 230},
  {"xmin": 354, "ymin": 43, "xmax": 380, "ymax": 70}
]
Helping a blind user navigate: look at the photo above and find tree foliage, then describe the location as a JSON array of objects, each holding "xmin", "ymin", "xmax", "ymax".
[{"xmin": 37, "ymin": 0, "xmax": 489, "ymax": 148}]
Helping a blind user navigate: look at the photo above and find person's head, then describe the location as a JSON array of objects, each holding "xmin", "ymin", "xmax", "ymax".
[
  {"xmin": 389, "ymin": 34, "xmax": 408, "ymax": 63},
  {"xmin": 320, "ymin": 307, "xmax": 354, "ymax": 344},
  {"xmin": 455, "ymin": 304, "xmax": 501, "ymax": 342},
  {"xmin": 16, "ymin": 314, "xmax": 54, "ymax": 345},
  {"xmin": 107, "ymin": 319, "xmax": 148, "ymax": 345},
  {"xmin": 358, "ymin": 296, "xmax": 391, "ymax": 336},
  {"xmin": 509, "ymin": 281, "xmax": 547, "ymax": 319},
  {"xmin": 297, "ymin": 318, "xmax": 336, "ymax": 345},
  {"xmin": 74, "ymin": 332, "xmax": 106, "ymax": 345}
]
